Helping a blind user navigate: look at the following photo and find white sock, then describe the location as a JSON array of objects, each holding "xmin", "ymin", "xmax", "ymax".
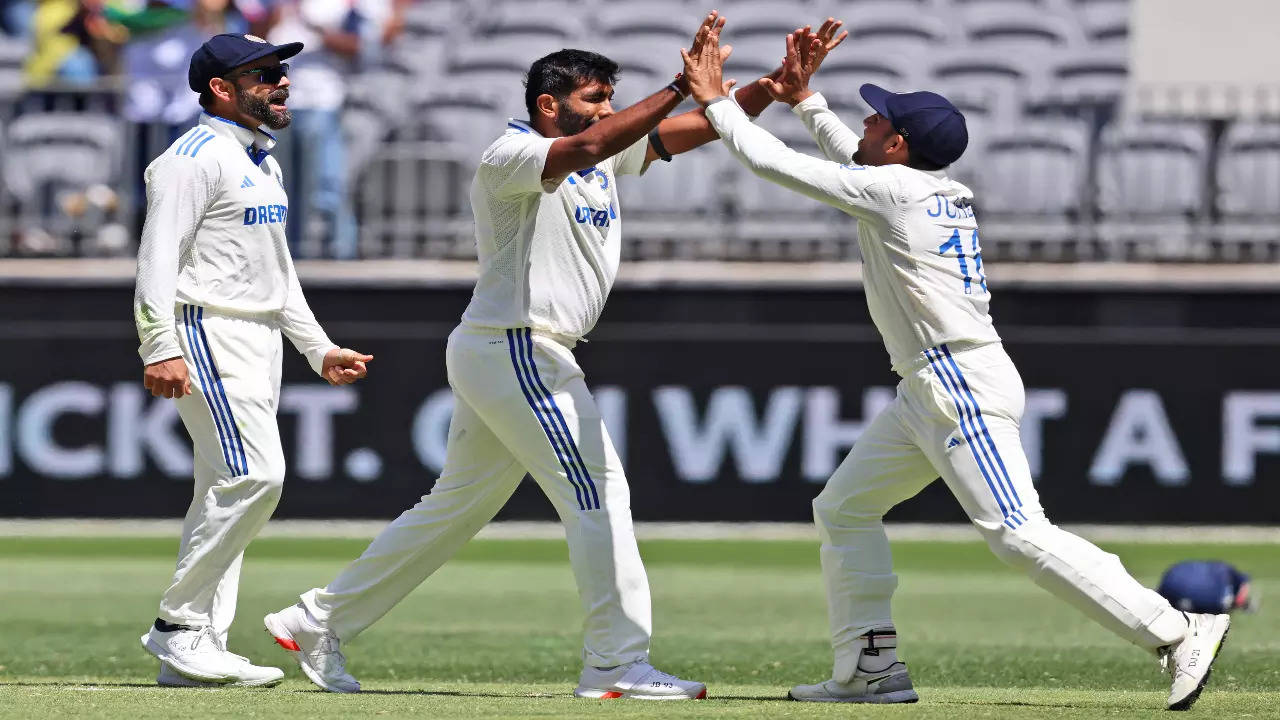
[{"xmin": 857, "ymin": 647, "xmax": 900, "ymax": 674}]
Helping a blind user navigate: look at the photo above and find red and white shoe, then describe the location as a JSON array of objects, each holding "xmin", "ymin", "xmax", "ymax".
[
  {"xmin": 263, "ymin": 603, "xmax": 360, "ymax": 693},
  {"xmin": 574, "ymin": 661, "xmax": 707, "ymax": 700}
]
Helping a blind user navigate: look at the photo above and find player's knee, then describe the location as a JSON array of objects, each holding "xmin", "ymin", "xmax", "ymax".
[
  {"xmin": 977, "ymin": 520, "xmax": 1041, "ymax": 571},
  {"xmin": 813, "ymin": 493, "xmax": 882, "ymax": 537},
  {"xmin": 241, "ymin": 465, "xmax": 286, "ymax": 503}
]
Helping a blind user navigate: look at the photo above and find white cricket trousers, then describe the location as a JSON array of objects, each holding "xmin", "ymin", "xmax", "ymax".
[
  {"xmin": 300, "ymin": 325, "xmax": 652, "ymax": 668},
  {"xmin": 815, "ymin": 342, "xmax": 1188, "ymax": 682},
  {"xmin": 158, "ymin": 304, "xmax": 285, "ymax": 646}
]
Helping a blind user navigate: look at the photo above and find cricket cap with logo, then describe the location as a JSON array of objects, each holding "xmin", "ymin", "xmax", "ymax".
[
  {"xmin": 859, "ymin": 83, "xmax": 969, "ymax": 167},
  {"xmin": 188, "ymin": 33, "xmax": 304, "ymax": 93}
]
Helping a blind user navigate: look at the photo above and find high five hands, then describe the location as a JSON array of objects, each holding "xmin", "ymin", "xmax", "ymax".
[
  {"xmin": 683, "ymin": 15, "xmax": 849, "ymax": 108},
  {"xmin": 760, "ymin": 19, "xmax": 850, "ymax": 106},
  {"xmin": 679, "ymin": 10, "xmax": 736, "ymax": 101}
]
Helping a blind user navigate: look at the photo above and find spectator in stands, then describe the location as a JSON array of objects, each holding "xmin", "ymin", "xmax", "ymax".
[
  {"xmin": 2, "ymin": 0, "xmax": 36, "ymax": 36},
  {"xmin": 264, "ymin": 0, "xmax": 406, "ymax": 259},
  {"xmin": 120, "ymin": 0, "xmax": 249, "ymax": 124},
  {"xmin": 25, "ymin": 0, "xmax": 122, "ymax": 85}
]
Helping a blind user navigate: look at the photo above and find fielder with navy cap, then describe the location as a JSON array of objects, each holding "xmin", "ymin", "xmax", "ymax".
[
  {"xmin": 682, "ymin": 22, "xmax": 1231, "ymax": 710},
  {"xmin": 133, "ymin": 32, "xmax": 372, "ymax": 687}
]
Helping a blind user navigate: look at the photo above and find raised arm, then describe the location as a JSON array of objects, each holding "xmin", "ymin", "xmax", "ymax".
[
  {"xmin": 761, "ymin": 20, "xmax": 860, "ymax": 164},
  {"xmin": 542, "ymin": 11, "xmax": 729, "ymax": 179},
  {"xmin": 646, "ymin": 23, "xmax": 850, "ymax": 163},
  {"xmin": 684, "ymin": 21, "xmax": 896, "ymax": 221}
]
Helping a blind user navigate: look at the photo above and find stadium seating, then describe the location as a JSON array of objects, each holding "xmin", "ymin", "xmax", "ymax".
[
  {"xmin": 4, "ymin": 0, "xmax": 1280, "ymax": 262},
  {"xmin": 0, "ymin": 34, "xmax": 25, "ymax": 99}
]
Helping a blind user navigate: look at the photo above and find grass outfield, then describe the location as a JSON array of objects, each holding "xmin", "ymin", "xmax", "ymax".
[{"xmin": 1, "ymin": 535, "xmax": 1277, "ymax": 718}]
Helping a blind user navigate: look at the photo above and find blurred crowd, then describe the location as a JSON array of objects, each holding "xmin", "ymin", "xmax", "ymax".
[{"xmin": 2, "ymin": 0, "xmax": 410, "ymax": 258}]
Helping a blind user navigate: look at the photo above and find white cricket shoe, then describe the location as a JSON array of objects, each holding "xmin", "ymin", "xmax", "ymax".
[
  {"xmin": 788, "ymin": 662, "xmax": 919, "ymax": 703},
  {"xmin": 140, "ymin": 624, "xmax": 240, "ymax": 683},
  {"xmin": 264, "ymin": 603, "xmax": 360, "ymax": 693},
  {"xmin": 157, "ymin": 653, "xmax": 284, "ymax": 688},
  {"xmin": 574, "ymin": 661, "xmax": 707, "ymax": 700},
  {"xmin": 1161, "ymin": 612, "xmax": 1230, "ymax": 711}
]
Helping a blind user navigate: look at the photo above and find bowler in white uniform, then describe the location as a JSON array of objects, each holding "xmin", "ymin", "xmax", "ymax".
[
  {"xmin": 263, "ymin": 12, "xmax": 811, "ymax": 700},
  {"xmin": 680, "ymin": 26, "xmax": 1231, "ymax": 711},
  {"xmin": 133, "ymin": 33, "xmax": 372, "ymax": 687}
]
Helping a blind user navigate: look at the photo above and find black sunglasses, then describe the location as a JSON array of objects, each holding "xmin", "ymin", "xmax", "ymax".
[{"xmin": 226, "ymin": 63, "xmax": 289, "ymax": 85}]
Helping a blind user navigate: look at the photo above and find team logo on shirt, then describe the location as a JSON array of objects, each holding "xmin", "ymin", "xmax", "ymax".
[
  {"xmin": 243, "ymin": 204, "xmax": 288, "ymax": 225},
  {"xmin": 574, "ymin": 203, "xmax": 617, "ymax": 228}
]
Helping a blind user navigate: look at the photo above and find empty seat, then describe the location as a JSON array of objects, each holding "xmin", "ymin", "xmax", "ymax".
[
  {"xmin": 477, "ymin": 2, "xmax": 587, "ymax": 41},
  {"xmin": 596, "ymin": 2, "xmax": 702, "ymax": 47},
  {"xmin": 837, "ymin": 2, "xmax": 955, "ymax": 53},
  {"xmin": 3, "ymin": 113, "xmax": 123, "ymax": 203},
  {"xmin": 620, "ymin": 145, "xmax": 723, "ymax": 214},
  {"xmin": 925, "ymin": 48, "xmax": 1043, "ymax": 117},
  {"xmin": 1096, "ymin": 120, "xmax": 1209, "ymax": 217},
  {"xmin": 1032, "ymin": 46, "xmax": 1127, "ymax": 109},
  {"xmin": 1216, "ymin": 121, "xmax": 1280, "ymax": 218},
  {"xmin": 724, "ymin": 0, "xmax": 815, "ymax": 39},
  {"xmin": 401, "ymin": 0, "xmax": 465, "ymax": 40},
  {"xmin": 961, "ymin": 3, "xmax": 1085, "ymax": 56},
  {"xmin": 808, "ymin": 46, "xmax": 925, "ymax": 109},
  {"xmin": 966, "ymin": 119, "xmax": 1091, "ymax": 216},
  {"xmin": 0, "ymin": 34, "xmax": 28, "ymax": 98},
  {"xmin": 404, "ymin": 83, "xmax": 510, "ymax": 162}
]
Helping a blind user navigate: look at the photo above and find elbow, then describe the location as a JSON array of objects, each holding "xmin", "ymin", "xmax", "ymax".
[{"xmin": 569, "ymin": 136, "xmax": 608, "ymax": 164}]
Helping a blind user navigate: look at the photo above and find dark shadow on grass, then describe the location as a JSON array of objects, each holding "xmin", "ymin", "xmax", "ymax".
[
  {"xmin": 329, "ymin": 689, "xmax": 787, "ymax": 702},
  {"xmin": 1, "ymin": 682, "xmax": 161, "ymax": 688}
]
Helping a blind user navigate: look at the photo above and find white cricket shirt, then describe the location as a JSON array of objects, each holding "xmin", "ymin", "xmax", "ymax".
[
  {"xmin": 706, "ymin": 94, "xmax": 1001, "ymax": 376},
  {"xmin": 461, "ymin": 119, "xmax": 650, "ymax": 342},
  {"xmin": 133, "ymin": 112, "xmax": 335, "ymax": 374}
]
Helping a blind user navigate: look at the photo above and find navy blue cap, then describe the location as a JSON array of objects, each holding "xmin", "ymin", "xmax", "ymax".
[
  {"xmin": 1157, "ymin": 561, "xmax": 1254, "ymax": 614},
  {"xmin": 188, "ymin": 33, "xmax": 303, "ymax": 93},
  {"xmin": 859, "ymin": 83, "xmax": 969, "ymax": 167}
]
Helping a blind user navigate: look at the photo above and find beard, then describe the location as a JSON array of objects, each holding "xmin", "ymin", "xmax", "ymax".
[
  {"xmin": 237, "ymin": 88, "xmax": 292, "ymax": 130},
  {"xmin": 554, "ymin": 105, "xmax": 594, "ymax": 136}
]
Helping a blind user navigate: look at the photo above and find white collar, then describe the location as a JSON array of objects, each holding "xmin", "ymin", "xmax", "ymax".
[{"xmin": 199, "ymin": 112, "xmax": 278, "ymax": 162}]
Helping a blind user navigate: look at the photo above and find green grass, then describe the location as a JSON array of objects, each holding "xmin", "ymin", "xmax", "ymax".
[{"xmin": 1, "ymin": 536, "xmax": 1278, "ymax": 718}]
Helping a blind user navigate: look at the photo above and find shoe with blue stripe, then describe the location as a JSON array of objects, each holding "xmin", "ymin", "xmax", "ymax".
[{"xmin": 1161, "ymin": 612, "xmax": 1230, "ymax": 710}]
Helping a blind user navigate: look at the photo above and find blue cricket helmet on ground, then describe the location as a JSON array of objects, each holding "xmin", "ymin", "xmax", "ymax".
[{"xmin": 1157, "ymin": 561, "xmax": 1257, "ymax": 614}]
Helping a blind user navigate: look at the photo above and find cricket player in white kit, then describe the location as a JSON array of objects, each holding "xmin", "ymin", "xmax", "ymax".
[
  {"xmin": 681, "ymin": 24, "xmax": 1231, "ymax": 711},
  {"xmin": 263, "ymin": 12, "xmax": 797, "ymax": 699},
  {"xmin": 133, "ymin": 33, "xmax": 372, "ymax": 687}
]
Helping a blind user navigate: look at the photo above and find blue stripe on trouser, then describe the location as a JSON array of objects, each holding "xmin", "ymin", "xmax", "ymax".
[
  {"xmin": 925, "ymin": 348, "xmax": 1021, "ymax": 529},
  {"xmin": 519, "ymin": 329, "xmax": 600, "ymax": 510},
  {"xmin": 182, "ymin": 305, "xmax": 239, "ymax": 475},
  {"xmin": 939, "ymin": 344, "xmax": 1025, "ymax": 518},
  {"xmin": 506, "ymin": 329, "xmax": 589, "ymax": 511},
  {"xmin": 187, "ymin": 306, "xmax": 249, "ymax": 476},
  {"xmin": 927, "ymin": 347, "xmax": 1023, "ymax": 524}
]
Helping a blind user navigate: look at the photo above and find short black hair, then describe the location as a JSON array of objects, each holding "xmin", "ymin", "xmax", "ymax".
[
  {"xmin": 198, "ymin": 88, "xmax": 215, "ymax": 109},
  {"xmin": 524, "ymin": 49, "xmax": 619, "ymax": 120}
]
